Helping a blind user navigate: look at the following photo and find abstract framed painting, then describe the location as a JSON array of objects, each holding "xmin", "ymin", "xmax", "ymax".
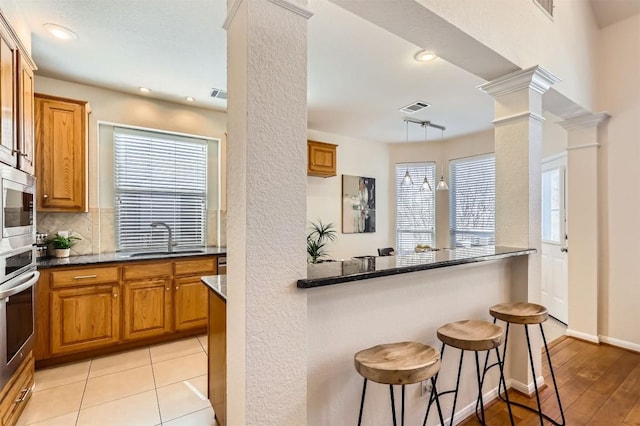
[{"xmin": 342, "ymin": 175, "xmax": 376, "ymax": 233}]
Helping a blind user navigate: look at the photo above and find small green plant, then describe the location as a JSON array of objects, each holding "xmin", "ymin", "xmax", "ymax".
[
  {"xmin": 307, "ymin": 220, "xmax": 337, "ymax": 264},
  {"xmin": 48, "ymin": 233, "xmax": 81, "ymax": 249}
]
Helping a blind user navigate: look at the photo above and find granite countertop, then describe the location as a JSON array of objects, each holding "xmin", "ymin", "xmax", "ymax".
[
  {"xmin": 201, "ymin": 275, "xmax": 227, "ymax": 301},
  {"xmin": 298, "ymin": 246, "xmax": 536, "ymax": 288},
  {"xmin": 37, "ymin": 247, "xmax": 227, "ymax": 269}
]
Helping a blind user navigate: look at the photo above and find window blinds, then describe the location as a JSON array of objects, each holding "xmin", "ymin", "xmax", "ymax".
[
  {"xmin": 449, "ymin": 155, "xmax": 495, "ymax": 247},
  {"xmin": 114, "ymin": 127, "xmax": 207, "ymax": 251},
  {"xmin": 395, "ymin": 163, "xmax": 436, "ymax": 254}
]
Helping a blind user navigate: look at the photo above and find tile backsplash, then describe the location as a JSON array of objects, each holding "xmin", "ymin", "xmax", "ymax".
[{"xmin": 37, "ymin": 209, "xmax": 226, "ymax": 255}]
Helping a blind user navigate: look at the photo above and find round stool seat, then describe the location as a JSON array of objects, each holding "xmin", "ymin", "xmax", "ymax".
[
  {"xmin": 354, "ymin": 341, "xmax": 440, "ymax": 385},
  {"xmin": 490, "ymin": 302, "xmax": 548, "ymax": 324},
  {"xmin": 437, "ymin": 320, "xmax": 504, "ymax": 351}
]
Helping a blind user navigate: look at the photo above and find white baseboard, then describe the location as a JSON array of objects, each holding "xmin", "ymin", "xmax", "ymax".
[
  {"xmin": 565, "ymin": 329, "xmax": 600, "ymax": 343},
  {"xmin": 445, "ymin": 384, "xmax": 500, "ymax": 425},
  {"xmin": 508, "ymin": 376, "xmax": 544, "ymax": 396},
  {"xmin": 599, "ymin": 335, "xmax": 640, "ymax": 353}
]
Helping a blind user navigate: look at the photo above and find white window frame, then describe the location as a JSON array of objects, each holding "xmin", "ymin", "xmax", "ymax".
[
  {"xmin": 395, "ymin": 162, "xmax": 437, "ymax": 254},
  {"xmin": 449, "ymin": 154, "xmax": 496, "ymax": 247}
]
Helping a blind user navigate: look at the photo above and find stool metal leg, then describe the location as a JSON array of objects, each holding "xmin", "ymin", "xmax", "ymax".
[
  {"xmin": 448, "ymin": 349, "xmax": 465, "ymax": 426},
  {"xmin": 389, "ymin": 385, "xmax": 397, "ymax": 426},
  {"xmin": 524, "ymin": 325, "xmax": 544, "ymax": 426},
  {"xmin": 540, "ymin": 323, "xmax": 566, "ymax": 425},
  {"xmin": 474, "ymin": 351, "xmax": 487, "ymax": 425},
  {"xmin": 401, "ymin": 385, "xmax": 406, "ymax": 426},
  {"xmin": 495, "ymin": 346, "xmax": 514, "ymax": 425},
  {"xmin": 423, "ymin": 344, "xmax": 447, "ymax": 426},
  {"xmin": 431, "ymin": 376, "xmax": 445, "ymax": 426},
  {"xmin": 357, "ymin": 378, "xmax": 367, "ymax": 426}
]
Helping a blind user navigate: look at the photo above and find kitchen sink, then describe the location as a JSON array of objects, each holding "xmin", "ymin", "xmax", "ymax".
[{"xmin": 126, "ymin": 249, "xmax": 206, "ymax": 258}]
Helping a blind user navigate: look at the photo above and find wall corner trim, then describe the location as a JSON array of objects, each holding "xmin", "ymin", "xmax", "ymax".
[
  {"xmin": 478, "ymin": 65, "xmax": 561, "ymax": 97},
  {"xmin": 565, "ymin": 329, "xmax": 600, "ymax": 344},
  {"xmin": 223, "ymin": 0, "xmax": 313, "ymax": 30},
  {"xmin": 559, "ymin": 112, "xmax": 611, "ymax": 130},
  {"xmin": 492, "ymin": 111, "xmax": 545, "ymax": 126}
]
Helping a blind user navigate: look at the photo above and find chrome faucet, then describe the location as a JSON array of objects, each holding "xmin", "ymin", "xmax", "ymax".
[{"xmin": 151, "ymin": 221, "xmax": 176, "ymax": 252}]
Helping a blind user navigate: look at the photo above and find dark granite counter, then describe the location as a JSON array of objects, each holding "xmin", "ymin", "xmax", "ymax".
[
  {"xmin": 298, "ymin": 246, "xmax": 535, "ymax": 288},
  {"xmin": 201, "ymin": 275, "xmax": 227, "ymax": 301},
  {"xmin": 37, "ymin": 247, "xmax": 227, "ymax": 269}
]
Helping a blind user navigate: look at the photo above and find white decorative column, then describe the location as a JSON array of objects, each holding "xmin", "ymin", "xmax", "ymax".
[
  {"xmin": 560, "ymin": 112, "xmax": 609, "ymax": 343},
  {"xmin": 479, "ymin": 66, "xmax": 559, "ymax": 391},
  {"xmin": 225, "ymin": 0, "xmax": 311, "ymax": 424}
]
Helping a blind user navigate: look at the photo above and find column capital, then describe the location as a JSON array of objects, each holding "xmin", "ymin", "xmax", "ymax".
[
  {"xmin": 559, "ymin": 111, "xmax": 611, "ymax": 130},
  {"xmin": 478, "ymin": 65, "xmax": 560, "ymax": 97},
  {"xmin": 224, "ymin": 0, "xmax": 313, "ymax": 30}
]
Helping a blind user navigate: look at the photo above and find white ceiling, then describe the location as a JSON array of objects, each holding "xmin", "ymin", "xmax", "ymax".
[
  {"xmin": 590, "ymin": 0, "xmax": 640, "ymax": 28},
  {"xmin": 25, "ymin": 0, "xmax": 634, "ymax": 144}
]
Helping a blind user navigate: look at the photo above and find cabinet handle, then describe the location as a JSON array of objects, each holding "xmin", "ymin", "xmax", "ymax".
[
  {"xmin": 166, "ymin": 287, "xmax": 170, "ymax": 291},
  {"xmin": 43, "ymin": 194, "xmax": 48, "ymax": 199},
  {"xmin": 73, "ymin": 275, "xmax": 97, "ymax": 280},
  {"xmin": 175, "ymin": 286, "xmax": 179, "ymax": 290},
  {"xmin": 114, "ymin": 293, "xmax": 118, "ymax": 298},
  {"xmin": 15, "ymin": 386, "xmax": 31, "ymax": 403}
]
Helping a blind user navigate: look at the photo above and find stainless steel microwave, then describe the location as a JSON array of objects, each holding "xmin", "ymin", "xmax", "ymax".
[{"xmin": 0, "ymin": 165, "xmax": 35, "ymax": 246}]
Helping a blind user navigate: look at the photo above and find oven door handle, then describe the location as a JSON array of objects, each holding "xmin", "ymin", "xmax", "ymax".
[{"xmin": 0, "ymin": 271, "xmax": 39, "ymax": 300}]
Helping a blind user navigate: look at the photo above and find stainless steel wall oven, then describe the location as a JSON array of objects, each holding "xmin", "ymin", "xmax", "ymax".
[{"xmin": 0, "ymin": 164, "xmax": 37, "ymax": 389}]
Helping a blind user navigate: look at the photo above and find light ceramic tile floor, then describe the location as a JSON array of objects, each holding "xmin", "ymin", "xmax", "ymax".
[{"xmin": 17, "ymin": 336, "xmax": 217, "ymax": 426}]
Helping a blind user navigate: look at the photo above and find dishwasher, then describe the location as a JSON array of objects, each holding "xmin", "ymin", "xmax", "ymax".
[{"xmin": 217, "ymin": 256, "xmax": 227, "ymax": 275}]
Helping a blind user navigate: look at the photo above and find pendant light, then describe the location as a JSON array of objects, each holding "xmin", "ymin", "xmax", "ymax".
[
  {"xmin": 401, "ymin": 120, "xmax": 413, "ymax": 186},
  {"xmin": 420, "ymin": 125, "xmax": 432, "ymax": 191},
  {"xmin": 436, "ymin": 129, "xmax": 449, "ymax": 191}
]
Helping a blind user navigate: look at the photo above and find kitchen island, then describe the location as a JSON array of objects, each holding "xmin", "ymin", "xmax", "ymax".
[{"xmin": 300, "ymin": 245, "xmax": 535, "ymax": 425}]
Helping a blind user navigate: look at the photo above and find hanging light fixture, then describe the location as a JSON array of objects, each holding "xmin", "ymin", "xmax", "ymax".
[
  {"xmin": 420, "ymin": 124, "xmax": 432, "ymax": 191},
  {"xmin": 401, "ymin": 120, "xmax": 414, "ymax": 186},
  {"xmin": 436, "ymin": 128, "xmax": 449, "ymax": 191}
]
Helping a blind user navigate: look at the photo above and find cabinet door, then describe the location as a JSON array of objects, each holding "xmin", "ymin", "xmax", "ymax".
[
  {"xmin": 307, "ymin": 140, "xmax": 336, "ymax": 177},
  {"xmin": 35, "ymin": 95, "xmax": 87, "ymax": 211},
  {"xmin": 51, "ymin": 285, "xmax": 120, "ymax": 355},
  {"xmin": 0, "ymin": 36, "xmax": 16, "ymax": 167},
  {"xmin": 122, "ymin": 278, "xmax": 172, "ymax": 340},
  {"xmin": 174, "ymin": 276, "xmax": 208, "ymax": 331},
  {"xmin": 17, "ymin": 53, "xmax": 34, "ymax": 175}
]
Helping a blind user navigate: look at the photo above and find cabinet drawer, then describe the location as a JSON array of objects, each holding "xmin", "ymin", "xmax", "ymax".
[
  {"xmin": 0, "ymin": 352, "xmax": 34, "ymax": 426},
  {"xmin": 51, "ymin": 267, "xmax": 119, "ymax": 288},
  {"xmin": 174, "ymin": 258, "xmax": 216, "ymax": 276},
  {"xmin": 123, "ymin": 263, "xmax": 172, "ymax": 280}
]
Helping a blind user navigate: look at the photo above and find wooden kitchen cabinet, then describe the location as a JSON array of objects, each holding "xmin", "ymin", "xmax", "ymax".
[
  {"xmin": 307, "ymin": 140, "xmax": 337, "ymax": 177},
  {"xmin": 0, "ymin": 352, "xmax": 34, "ymax": 426},
  {"xmin": 17, "ymin": 52, "xmax": 35, "ymax": 175},
  {"xmin": 0, "ymin": 35, "xmax": 16, "ymax": 168},
  {"xmin": 122, "ymin": 262, "xmax": 173, "ymax": 340},
  {"xmin": 174, "ymin": 276, "xmax": 209, "ymax": 331},
  {"xmin": 36, "ymin": 255, "xmax": 219, "ymax": 365},
  {"xmin": 35, "ymin": 93, "xmax": 89, "ymax": 212},
  {"xmin": 50, "ymin": 284, "xmax": 120, "ymax": 355}
]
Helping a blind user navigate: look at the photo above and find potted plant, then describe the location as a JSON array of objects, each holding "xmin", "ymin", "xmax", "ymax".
[
  {"xmin": 47, "ymin": 233, "xmax": 81, "ymax": 258},
  {"xmin": 307, "ymin": 220, "xmax": 337, "ymax": 264}
]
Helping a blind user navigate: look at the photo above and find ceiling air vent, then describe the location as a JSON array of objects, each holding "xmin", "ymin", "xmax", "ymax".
[
  {"xmin": 398, "ymin": 101, "xmax": 431, "ymax": 114},
  {"xmin": 210, "ymin": 88, "xmax": 228, "ymax": 100}
]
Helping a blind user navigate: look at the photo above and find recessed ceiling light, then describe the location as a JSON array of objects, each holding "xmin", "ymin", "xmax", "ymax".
[
  {"xmin": 185, "ymin": 96, "xmax": 195, "ymax": 102},
  {"xmin": 139, "ymin": 87, "xmax": 151, "ymax": 93},
  {"xmin": 414, "ymin": 50, "xmax": 437, "ymax": 62},
  {"xmin": 43, "ymin": 23, "xmax": 77, "ymax": 40}
]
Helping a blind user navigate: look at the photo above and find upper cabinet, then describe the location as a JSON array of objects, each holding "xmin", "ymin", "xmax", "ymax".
[
  {"xmin": 0, "ymin": 33, "xmax": 16, "ymax": 167},
  {"xmin": 0, "ymin": 12, "xmax": 37, "ymax": 172},
  {"xmin": 307, "ymin": 140, "xmax": 337, "ymax": 177},
  {"xmin": 35, "ymin": 94, "xmax": 89, "ymax": 212},
  {"xmin": 17, "ymin": 52, "xmax": 35, "ymax": 175}
]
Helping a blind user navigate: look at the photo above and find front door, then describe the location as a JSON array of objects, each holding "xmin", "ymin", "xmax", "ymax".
[{"xmin": 541, "ymin": 156, "xmax": 568, "ymax": 324}]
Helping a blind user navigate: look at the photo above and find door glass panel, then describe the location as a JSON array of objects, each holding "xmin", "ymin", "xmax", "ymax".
[{"xmin": 542, "ymin": 168, "xmax": 561, "ymax": 243}]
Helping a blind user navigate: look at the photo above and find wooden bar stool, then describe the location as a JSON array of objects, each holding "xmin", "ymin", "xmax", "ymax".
[
  {"xmin": 354, "ymin": 341, "xmax": 445, "ymax": 426},
  {"xmin": 427, "ymin": 320, "xmax": 514, "ymax": 426},
  {"xmin": 488, "ymin": 302, "xmax": 566, "ymax": 426}
]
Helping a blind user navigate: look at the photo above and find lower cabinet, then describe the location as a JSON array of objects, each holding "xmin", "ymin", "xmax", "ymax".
[
  {"xmin": 50, "ymin": 285, "xmax": 120, "ymax": 355},
  {"xmin": 0, "ymin": 352, "xmax": 34, "ymax": 426},
  {"xmin": 36, "ymin": 255, "xmax": 219, "ymax": 363}
]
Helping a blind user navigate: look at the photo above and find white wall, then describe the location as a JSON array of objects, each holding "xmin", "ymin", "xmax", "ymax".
[
  {"xmin": 307, "ymin": 129, "xmax": 390, "ymax": 260},
  {"xmin": 542, "ymin": 112, "xmax": 567, "ymax": 159},
  {"xmin": 596, "ymin": 15, "xmax": 640, "ymax": 348},
  {"xmin": 419, "ymin": 0, "xmax": 599, "ymax": 111}
]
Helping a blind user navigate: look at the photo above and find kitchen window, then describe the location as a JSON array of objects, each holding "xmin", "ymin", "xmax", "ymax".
[
  {"xmin": 449, "ymin": 154, "xmax": 495, "ymax": 247},
  {"xmin": 395, "ymin": 162, "xmax": 436, "ymax": 254},
  {"xmin": 114, "ymin": 127, "xmax": 207, "ymax": 251}
]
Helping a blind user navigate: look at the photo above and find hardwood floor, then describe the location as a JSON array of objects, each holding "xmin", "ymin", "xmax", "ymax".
[{"xmin": 459, "ymin": 336, "xmax": 640, "ymax": 425}]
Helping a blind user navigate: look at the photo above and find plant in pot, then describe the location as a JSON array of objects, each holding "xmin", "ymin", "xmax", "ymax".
[
  {"xmin": 307, "ymin": 220, "xmax": 337, "ymax": 264},
  {"xmin": 47, "ymin": 233, "xmax": 81, "ymax": 258}
]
